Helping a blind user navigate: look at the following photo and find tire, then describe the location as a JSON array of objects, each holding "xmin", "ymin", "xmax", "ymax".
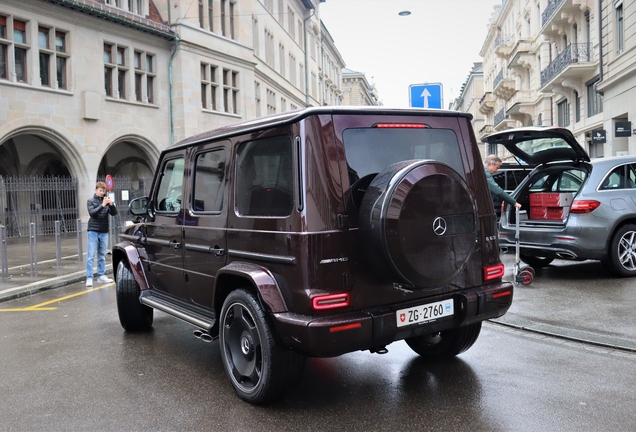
[
  {"xmin": 405, "ymin": 322, "xmax": 482, "ymax": 359},
  {"xmin": 116, "ymin": 261, "xmax": 153, "ymax": 331},
  {"xmin": 220, "ymin": 289, "xmax": 305, "ymax": 404},
  {"xmin": 520, "ymin": 255, "xmax": 554, "ymax": 268},
  {"xmin": 608, "ymin": 224, "xmax": 636, "ymax": 277},
  {"xmin": 358, "ymin": 160, "xmax": 477, "ymax": 288},
  {"xmin": 517, "ymin": 269, "xmax": 534, "ymax": 286}
]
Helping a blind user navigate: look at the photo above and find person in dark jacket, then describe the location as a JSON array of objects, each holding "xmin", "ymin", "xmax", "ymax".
[
  {"xmin": 484, "ymin": 155, "xmax": 522, "ymax": 210},
  {"xmin": 86, "ymin": 181, "xmax": 117, "ymax": 288}
]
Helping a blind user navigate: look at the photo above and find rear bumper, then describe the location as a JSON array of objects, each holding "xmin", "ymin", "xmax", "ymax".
[{"xmin": 272, "ymin": 282, "xmax": 513, "ymax": 357}]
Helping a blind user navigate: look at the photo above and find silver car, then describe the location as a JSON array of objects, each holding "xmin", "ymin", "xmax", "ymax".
[{"xmin": 484, "ymin": 126, "xmax": 636, "ymax": 277}]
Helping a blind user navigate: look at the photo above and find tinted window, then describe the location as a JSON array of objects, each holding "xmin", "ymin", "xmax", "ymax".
[
  {"xmin": 156, "ymin": 157, "xmax": 185, "ymax": 212},
  {"xmin": 343, "ymin": 128, "xmax": 465, "ymax": 182},
  {"xmin": 629, "ymin": 164, "xmax": 636, "ymax": 188},
  {"xmin": 599, "ymin": 165, "xmax": 633, "ymax": 190},
  {"xmin": 236, "ymin": 136, "xmax": 293, "ymax": 217},
  {"xmin": 193, "ymin": 148, "xmax": 226, "ymax": 213}
]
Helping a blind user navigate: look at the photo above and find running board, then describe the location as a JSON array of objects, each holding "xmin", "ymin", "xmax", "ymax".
[{"xmin": 140, "ymin": 293, "xmax": 216, "ymax": 332}]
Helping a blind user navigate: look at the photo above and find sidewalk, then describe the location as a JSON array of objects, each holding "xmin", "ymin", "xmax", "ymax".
[
  {"xmin": 1, "ymin": 238, "xmax": 635, "ymax": 352},
  {"xmin": 0, "ymin": 234, "xmax": 112, "ymax": 301}
]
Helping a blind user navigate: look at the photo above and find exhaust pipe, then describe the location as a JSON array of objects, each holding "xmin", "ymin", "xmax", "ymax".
[
  {"xmin": 193, "ymin": 330, "xmax": 215, "ymax": 343},
  {"xmin": 370, "ymin": 346, "xmax": 388, "ymax": 354},
  {"xmin": 556, "ymin": 252, "xmax": 577, "ymax": 259}
]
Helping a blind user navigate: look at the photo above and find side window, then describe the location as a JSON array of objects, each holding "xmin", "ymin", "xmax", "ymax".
[
  {"xmin": 599, "ymin": 166, "xmax": 626, "ymax": 190},
  {"xmin": 236, "ymin": 136, "xmax": 293, "ymax": 217},
  {"xmin": 193, "ymin": 149, "xmax": 226, "ymax": 213},
  {"xmin": 155, "ymin": 157, "xmax": 185, "ymax": 212},
  {"xmin": 557, "ymin": 170, "xmax": 585, "ymax": 192},
  {"xmin": 628, "ymin": 164, "xmax": 636, "ymax": 188}
]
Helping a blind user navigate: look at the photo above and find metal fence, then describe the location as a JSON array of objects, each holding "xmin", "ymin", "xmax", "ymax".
[
  {"xmin": 0, "ymin": 176, "xmax": 79, "ymax": 237},
  {"xmin": 0, "ymin": 176, "xmax": 154, "ymax": 239}
]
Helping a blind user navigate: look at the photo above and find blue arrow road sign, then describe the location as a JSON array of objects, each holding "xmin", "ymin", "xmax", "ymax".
[{"xmin": 409, "ymin": 83, "xmax": 443, "ymax": 109}]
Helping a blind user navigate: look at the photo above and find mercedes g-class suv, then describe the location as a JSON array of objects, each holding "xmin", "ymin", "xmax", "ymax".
[{"xmin": 114, "ymin": 107, "xmax": 513, "ymax": 404}]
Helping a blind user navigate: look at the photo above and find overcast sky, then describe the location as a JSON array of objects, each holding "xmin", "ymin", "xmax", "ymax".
[{"xmin": 319, "ymin": 0, "xmax": 502, "ymax": 108}]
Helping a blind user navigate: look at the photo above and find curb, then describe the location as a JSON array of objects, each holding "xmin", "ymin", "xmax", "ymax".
[{"xmin": 0, "ymin": 266, "xmax": 113, "ymax": 303}]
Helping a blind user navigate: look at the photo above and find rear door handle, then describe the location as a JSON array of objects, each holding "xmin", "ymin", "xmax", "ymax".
[{"xmin": 211, "ymin": 246, "xmax": 225, "ymax": 257}]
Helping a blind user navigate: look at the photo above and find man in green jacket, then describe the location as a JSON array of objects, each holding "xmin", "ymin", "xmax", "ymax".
[{"xmin": 484, "ymin": 155, "xmax": 522, "ymax": 210}]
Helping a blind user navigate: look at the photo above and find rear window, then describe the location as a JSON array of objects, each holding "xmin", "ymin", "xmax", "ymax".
[
  {"xmin": 342, "ymin": 128, "xmax": 465, "ymax": 182},
  {"xmin": 528, "ymin": 168, "xmax": 586, "ymax": 193}
]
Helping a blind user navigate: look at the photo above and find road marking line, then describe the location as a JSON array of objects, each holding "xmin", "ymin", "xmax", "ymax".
[{"xmin": 0, "ymin": 283, "xmax": 113, "ymax": 312}]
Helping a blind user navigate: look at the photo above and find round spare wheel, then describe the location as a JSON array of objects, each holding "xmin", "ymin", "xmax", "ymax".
[{"xmin": 358, "ymin": 160, "xmax": 477, "ymax": 288}]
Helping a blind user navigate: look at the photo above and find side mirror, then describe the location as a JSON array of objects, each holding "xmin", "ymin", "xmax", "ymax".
[{"xmin": 129, "ymin": 196, "xmax": 148, "ymax": 216}]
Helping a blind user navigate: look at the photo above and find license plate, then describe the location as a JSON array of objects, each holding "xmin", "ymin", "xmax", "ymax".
[{"xmin": 396, "ymin": 299, "xmax": 454, "ymax": 327}]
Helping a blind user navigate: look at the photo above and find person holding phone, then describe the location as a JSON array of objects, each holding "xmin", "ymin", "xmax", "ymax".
[{"xmin": 86, "ymin": 181, "xmax": 118, "ymax": 288}]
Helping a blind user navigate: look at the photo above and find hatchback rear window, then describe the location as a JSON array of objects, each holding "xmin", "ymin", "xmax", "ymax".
[{"xmin": 343, "ymin": 128, "xmax": 465, "ymax": 182}]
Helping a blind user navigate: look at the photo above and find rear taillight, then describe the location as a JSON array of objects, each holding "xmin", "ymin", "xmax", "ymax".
[
  {"xmin": 484, "ymin": 263, "xmax": 505, "ymax": 281},
  {"xmin": 501, "ymin": 201, "xmax": 505, "ymax": 213},
  {"xmin": 570, "ymin": 200, "xmax": 601, "ymax": 214},
  {"xmin": 311, "ymin": 293, "xmax": 350, "ymax": 310}
]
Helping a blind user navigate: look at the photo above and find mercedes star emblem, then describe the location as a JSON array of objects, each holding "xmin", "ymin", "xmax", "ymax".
[{"xmin": 433, "ymin": 216, "xmax": 447, "ymax": 236}]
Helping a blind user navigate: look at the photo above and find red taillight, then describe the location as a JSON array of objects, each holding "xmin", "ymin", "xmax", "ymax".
[
  {"xmin": 374, "ymin": 123, "xmax": 428, "ymax": 128},
  {"xmin": 501, "ymin": 201, "xmax": 505, "ymax": 213},
  {"xmin": 311, "ymin": 293, "xmax": 350, "ymax": 310},
  {"xmin": 570, "ymin": 200, "xmax": 601, "ymax": 214},
  {"xmin": 484, "ymin": 263, "xmax": 505, "ymax": 281},
  {"xmin": 493, "ymin": 290, "xmax": 512, "ymax": 299},
  {"xmin": 329, "ymin": 322, "xmax": 362, "ymax": 333}
]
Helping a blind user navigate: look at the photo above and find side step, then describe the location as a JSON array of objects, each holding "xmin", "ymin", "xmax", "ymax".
[{"xmin": 140, "ymin": 292, "xmax": 216, "ymax": 332}]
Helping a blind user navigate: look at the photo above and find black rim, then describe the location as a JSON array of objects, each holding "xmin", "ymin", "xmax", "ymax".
[{"xmin": 222, "ymin": 302, "xmax": 262, "ymax": 393}]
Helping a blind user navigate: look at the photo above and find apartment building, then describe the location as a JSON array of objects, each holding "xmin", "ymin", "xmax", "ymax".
[
  {"xmin": 450, "ymin": 62, "xmax": 486, "ymax": 158},
  {"xmin": 476, "ymin": 0, "xmax": 635, "ymax": 160},
  {"xmin": 597, "ymin": 0, "xmax": 636, "ymax": 157},
  {"xmin": 0, "ymin": 0, "xmax": 346, "ymax": 223}
]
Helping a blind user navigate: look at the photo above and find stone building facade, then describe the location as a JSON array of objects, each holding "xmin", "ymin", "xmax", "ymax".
[
  {"xmin": 340, "ymin": 67, "xmax": 380, "ymax": 106},
  {"xmin": 475, "ymin": 0, "xmax": 635, "ymax": 160},
  {"xmin": 450, "ymin": 62, "xmax": 486, "ymax": 158},
  {"xmin": 0, "ymin": 0, "xmax": 347, "ymax": 223}
]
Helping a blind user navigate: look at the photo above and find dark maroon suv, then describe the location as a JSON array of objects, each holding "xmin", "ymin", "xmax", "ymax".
[{"xmin": 114, "ymin": 107, "xmax": 513, "ymax": 404}]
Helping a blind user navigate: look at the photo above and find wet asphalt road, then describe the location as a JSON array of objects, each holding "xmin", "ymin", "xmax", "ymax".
[{"xmin": 1, "ymin": 280, "xmax": 636, "ymax": 431}]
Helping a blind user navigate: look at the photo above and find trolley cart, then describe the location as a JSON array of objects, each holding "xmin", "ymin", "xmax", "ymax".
[{"xmin": 513, "ymin": 206, "xmax": 534, "ymax": 286}]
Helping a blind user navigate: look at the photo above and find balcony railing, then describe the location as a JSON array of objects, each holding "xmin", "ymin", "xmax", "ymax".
[
  {"xmin": 493, "ymin": 70, "xmax": 504, "ymax": 89},
  {"xmin": 540, "ymin": 43, "xmax": 594, "ymax": 87},
  {"xmin": 495, "ymin": 34, "xmax": 511, "ymax": 49},
  {"xmin": 494, "ymin": 108, "xmax": 505, "ymax": 126},
  {"xmin": 542, "ymin": 0, "xmax": 565, "ymax": 28}
]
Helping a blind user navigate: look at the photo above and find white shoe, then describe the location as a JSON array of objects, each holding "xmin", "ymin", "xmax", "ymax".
[
  {"xmin": 86, "ymin": 278, "xmax": 93, "ymax": 288},
  {"xmin": 97, "ymin": 275, "xmax": 113, "ymax": 284}
]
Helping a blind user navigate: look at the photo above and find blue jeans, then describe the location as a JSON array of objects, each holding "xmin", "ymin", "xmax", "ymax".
[{"xmin": 86, "ymin": 231, "xmax": 109, "ymax": 279}]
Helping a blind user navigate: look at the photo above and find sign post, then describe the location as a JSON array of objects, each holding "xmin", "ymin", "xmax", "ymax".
[{"xmin": 409, "ymin": 83, "xmax": 443, "ymax": 109}]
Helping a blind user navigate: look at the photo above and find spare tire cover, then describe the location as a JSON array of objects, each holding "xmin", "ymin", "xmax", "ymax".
[{"xmin": 358, "ymin": 160, "xmax": 477, "ymax": 288}]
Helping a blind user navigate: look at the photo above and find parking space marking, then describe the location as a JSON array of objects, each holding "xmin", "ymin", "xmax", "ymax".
[{"xmin": 0, "ymin": 283, "xmax": 113, "ymax": 312}]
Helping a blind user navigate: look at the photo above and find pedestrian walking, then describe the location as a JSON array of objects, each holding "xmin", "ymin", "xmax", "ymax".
[
  {"xmin": 86, "ymin": 181, "xmax": 117, "ymax": 287},
  {"xmin": 484, "ymin": 155, "xmax": 522, "ymax": 210}
]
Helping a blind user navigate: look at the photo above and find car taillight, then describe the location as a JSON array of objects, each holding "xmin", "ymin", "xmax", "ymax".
[
  {"xmin": 311, "ymin": 293, "xmax": 350, "ymax": 310},
  {"xmin": 570, "ymin": 200, "xmax": 601, "ymax": 214},
  {"xmin": 501, "ymin": 201, "xmax": 505, "ymax": 213},
  {"xmin": 484, "ymin": 263, "xmax": 505, "ymax": 281}
]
